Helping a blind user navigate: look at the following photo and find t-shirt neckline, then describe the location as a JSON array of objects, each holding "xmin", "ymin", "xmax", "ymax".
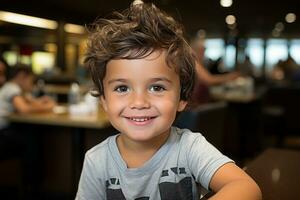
[{"xmin": 108, "ymin": 127, "xmax": 177, "ymax": 176}]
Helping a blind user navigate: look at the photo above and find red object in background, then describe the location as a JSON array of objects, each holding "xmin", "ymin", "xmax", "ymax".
[{"xmin": 19, "ymin": 45, "xmax": 33, "ymax": 56}]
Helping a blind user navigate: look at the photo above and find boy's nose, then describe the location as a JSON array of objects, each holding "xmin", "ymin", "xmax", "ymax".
[{"xmin": 129, "ymin": 92, "xmax": 150, "ymax": 109}]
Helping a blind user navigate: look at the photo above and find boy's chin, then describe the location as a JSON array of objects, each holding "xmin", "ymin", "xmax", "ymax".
[{"xmin": 120, "ymin": 129, "xmax": 170, "ymax": 143}]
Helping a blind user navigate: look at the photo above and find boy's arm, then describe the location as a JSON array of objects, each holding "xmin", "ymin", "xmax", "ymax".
[
  {"xmin": 12, "ymin": 95, "xmax": 55, "ymax": 114},
  {"xmin": 209, "ymin": 162, "xmax": 262, "ymax": 200}
]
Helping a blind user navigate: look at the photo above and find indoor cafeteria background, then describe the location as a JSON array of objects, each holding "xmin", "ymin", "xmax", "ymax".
[{"xmin": 1, "ymin": 0, "xmax": 300, "ymax": 199}]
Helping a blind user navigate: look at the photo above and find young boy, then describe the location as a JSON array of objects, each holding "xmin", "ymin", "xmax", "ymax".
[{"xmin": 76, "ymin": 2, "xmax": 261, "ymax": 200}]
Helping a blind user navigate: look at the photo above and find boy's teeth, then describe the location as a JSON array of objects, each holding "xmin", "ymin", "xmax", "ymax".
[{"xmin": 130, "ymin": 117, "xmax": 150, "ymax": 122}]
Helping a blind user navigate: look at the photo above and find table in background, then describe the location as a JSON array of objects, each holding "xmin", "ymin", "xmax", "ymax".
[
  {"xmin": 245, "ymin": 148, "xmax": 300, "ymax": 200},
  {"xmin": 43, "ymin": 84, "xmax": 90, "ymax": 103},
  {"xmin": 209, "ymin": 86, "xmax": 267, "ymax": 162},
  {"xmin": 7, "ymin": 107, "xmax": 109, "ymax": 129},
  {"xmin": 6, "ymin": 107, "xmax": 110, "ymax": 196}
]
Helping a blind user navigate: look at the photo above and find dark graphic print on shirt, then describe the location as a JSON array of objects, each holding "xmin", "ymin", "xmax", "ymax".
[{"xmin": 106, "ymin": 167, "xmax": 193, "ymax": 200}]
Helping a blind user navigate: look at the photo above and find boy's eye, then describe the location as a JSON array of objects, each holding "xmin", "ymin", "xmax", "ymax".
[
  {"xmin": 114, "ymin": 85, "xmax": 129, "ymax": 93},
  {"xmin": 149, "ymin": 85, "xmax": 166, "ymax": 92}
]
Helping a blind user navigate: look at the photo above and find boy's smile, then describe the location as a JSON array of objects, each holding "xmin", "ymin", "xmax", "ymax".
[
  {"xmin": 100, "ymin": 50, "xmax": 187, "ymax": 144},
  {"xmin": 124, "ymin": 116, "xmax": 156, "ymax": 126}
]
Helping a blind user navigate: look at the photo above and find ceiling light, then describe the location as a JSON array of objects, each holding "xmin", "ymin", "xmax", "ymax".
[
  {"xmin": 225, "ymin": 15, "xmax": 236, "ymax": 25},
  {"xmin": 64, "ymin": 23, "xmax": 86, "ymax": 34},
  {"xmin": 285, "ymin": 13, "xmax": 296, "ymax": 23},
  {"xmin": 275, "ymin": 22, "xmax": 284, "ymax": 32},
  {"xmin": 0, "ymin": 11, "xmax": 58, "ymax": 29},
  {"xmin": 220, "ymin": 0, "xmax": 233, "ymax": 8},
  {"xmin": 272, "ymin": 29, "xmax": 280, "ymax": 37}
]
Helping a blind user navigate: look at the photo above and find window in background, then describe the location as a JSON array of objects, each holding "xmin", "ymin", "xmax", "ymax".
[
  {"xmin": 204, "ymin": 39, "xmax": 225, "ymax": 61},
  {"xmin": 65, "ymin": 44, "xmax": 77, "ymax": 73},
  {"xmin": 245, "ymin": 39, "xmax": 264, "ymax": 75},
  {"xmin": 237, "ymin": 39, "xmax": 247, "ymax": 64},
  {"xmin": 32, "ymin": 51, "xmax": 55, "ymax": 74},
  {"xmin": 20, "ymin": 55, "xmax": 31, "ymax": 65},
  {"xmin": 246, "ymin": 39, "xmax": 264, "ymax": 67},
  {"xmin": 266, "ymin": 39, "xmax": 288, "ymax": 73},
  {"xmin": 224, "ymin": 44, "xmax": 236, "ymax": 70},
  {"xmin": 78, "ymin": 39, "xmax": 87, "ymax": 66},
  {"xmin": 290, "ymin": 39, "xmax": 300, "ymax": 65},
  {"xmin": 44, "ymin": 43, "xmax": 57, "ymax": 54},
  {"xmin": 3, "ymin": 51, "xmax": 18, "ymax": 66}
]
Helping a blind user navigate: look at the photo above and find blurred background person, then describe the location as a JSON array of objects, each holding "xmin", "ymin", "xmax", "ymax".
[
  {"xmin": 237, "ymin": 55, "xmax": 256, "ymax": 77},
  {"xmin": 0, "ymin": 64, "xmax": 56, "ymax": 198},
  {"xmin": 0, "ymin": 56, "xmax": 8, "ymax": 87},
  {"xmin": 189, "ymin": 37, "xmax": 240, "ymax": 106},
  {"xmin": 0, "ymin": 64, "xmax": 56, "ymax": 131},
  {"xmin": 271, "ymin": 56, "xmax": 300, "ymax": 82}
]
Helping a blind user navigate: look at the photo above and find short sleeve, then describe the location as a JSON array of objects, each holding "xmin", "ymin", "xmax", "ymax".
[
  {"xmin": 75, "ymin": 154, "xmax": 106, "ymax": 200},
  {"xmin": 5, "ymin": 83, "xmax": 21, "ymax": 103},
  {"xmin": 186, "ymin": 133, "xmax": 233, "ymax": 190},
  {"xmin": 0, "ymin": 83, "xmax": 22, "ymax": 123}
]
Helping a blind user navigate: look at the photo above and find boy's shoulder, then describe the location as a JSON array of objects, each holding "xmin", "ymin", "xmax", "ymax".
[
  {"xmin": 85, "ymin": 134, "xmax": 117, "ymax": 159},
  {"xmin": 81, "ymin": 134, "xmax": 119, "ymax": 179},
  {"xmin": 173, "ymin": 127, "xmax": 205, "ymax": 144},
  {"xmin": 172, "ymin": 127, "xmax": 211, "ymax": 154}
]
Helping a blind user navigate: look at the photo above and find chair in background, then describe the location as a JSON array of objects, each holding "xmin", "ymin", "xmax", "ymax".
[
  {"xmin": 0, "ymin": 128, "xmax": 24, "ymax": 199},
  {"xmin": 261, "ymin": 87, "xmax": 286, "ymax": 148},
  {"xmin": 261, "ymin": 84, "xmax": 300, "ymax": 149},
  {"xmin": 174, "ymin": 101, "xmax": 228, "ymax": 151}
]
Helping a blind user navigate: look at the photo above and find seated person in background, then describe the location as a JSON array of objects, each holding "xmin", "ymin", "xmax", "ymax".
[
  {"xmin": 0, "ymin": 64, "xmax": 56, "ymax": 131},
  {"xmin": 0, "ymin": 64, "xmax": 56, "ymax": 190},
  {"xmin": 271, "ymin": 56, "xmax": 300, "ymax": 81},
  {"xmin": 76, "ymin": 2, "xmax": 261, "ymax": 200},
  {"xmin": 271, "ymin": 60, "xmax": 285, "ymax": 81},
  {"xmin": 195, "ymin": 61, "xmax": 240, "ymax": 86},
  {"xmin": 0, "ymin": 56, "xmax": 8, "ymax": 87},
  {"xmin": 190, "ymin": 38, "xmax": 239, "ymax": 106},
  {"xmin": 191, "ymin": 60, "xmax": 240, "ymax": 106},
  {"xmin": 236, "ymin": 55, "xmax": 255, "ymax": 77}
]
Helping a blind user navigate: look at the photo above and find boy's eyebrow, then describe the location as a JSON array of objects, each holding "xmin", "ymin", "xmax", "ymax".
[
  {"xmin": 149, "ymin": 77, "xmax": 172, "ymax": 83},
  {"xmin": 107, "ymin": 77, "xmax": 172, "ymax": 84},
  {"xmin": 107, "ymin": 78, "xmax": 128, "ymax": 85}
]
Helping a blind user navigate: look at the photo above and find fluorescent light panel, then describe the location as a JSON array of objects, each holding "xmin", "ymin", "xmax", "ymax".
[
  {"xmin": 64, "ymin": 23, "xmax": 85, "ymax": 34},
  {"xmin": 0, "ymin": 11, "xmax": 58, "ymax": 29}
]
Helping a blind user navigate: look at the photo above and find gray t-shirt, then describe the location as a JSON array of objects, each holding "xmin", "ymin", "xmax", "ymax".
[
  {"xmin": 0, "ymin": 82, "xmax": 21, "ymax": 129},
  {"xmin": 76, "ymin": 127, "xmax": 233, "ymax": 200}
]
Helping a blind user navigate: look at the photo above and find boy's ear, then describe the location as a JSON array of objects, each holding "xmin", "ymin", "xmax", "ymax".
[
  {"xmin": 177, "ymin": 100, "xmax": 187, "ymax": 112},
  {"xmin": 100, "ymin": 95, "xmax": 108, "ymax": 111}
]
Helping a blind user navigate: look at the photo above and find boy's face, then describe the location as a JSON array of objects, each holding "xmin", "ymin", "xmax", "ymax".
[{"xmin": 100, "ymin": 50, "xmax": 187, "ymax": 143}]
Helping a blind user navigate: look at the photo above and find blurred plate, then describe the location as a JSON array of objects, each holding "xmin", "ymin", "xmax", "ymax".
[{"xmin": 53, "ymin": 105, "xmax": 68, "ymax": 114}]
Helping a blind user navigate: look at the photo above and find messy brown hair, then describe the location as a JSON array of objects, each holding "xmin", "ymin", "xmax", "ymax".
[{"xmin": 85, "ymin": 2, "xmax": 196, "ymax": 101}]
